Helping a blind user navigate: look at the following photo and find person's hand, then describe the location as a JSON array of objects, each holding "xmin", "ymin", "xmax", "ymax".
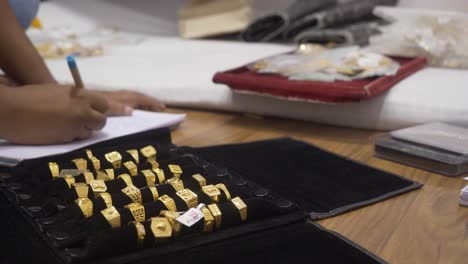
[
  {"xmin": 93, "ymin": 90, "xmax": 165, "ymax": 116},
  {"xmin": 0, "ymin": 84, "xmax": 108, "ymax": 144}
]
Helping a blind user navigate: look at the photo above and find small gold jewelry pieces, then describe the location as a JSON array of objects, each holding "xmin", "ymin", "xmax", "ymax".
[
  {"xmin": 147, "ymin": 159, "xmax": 160, "ymax": 170},
  {"xmin": 125, "ymin": 203, "xmax": 146, "ymax": 223},
  {"xmin": 166, "ymin": 177, "xmax": 184, "ymax": 192},
  {"xmin": 202, "ymin": 185, "xmax": 221, "ymax": 203},
  {"xmin": 149, "ymin": 186, "xmax": 159, "ymax": 201},
  {"xmin": 98, "ymin": 192, "xmax": 113, "ymax": 208},
  {"xmin": 73, "ymin": 182, "xmax": 89, "ymax": 198},
  {"xmin": 101, "ymin": 206, "xmax": 121, "ymax": 228},
  {"xmin": 201, "ymin": 207, "xmax": 214, "ymax": 232},
  {"xmin": 215, "ymin": 183, "xmax": 231, "ymax": 201},
  {"xmin": 141, "ymin": 170, "xmax": 156, "ymax": 187},
  {"xmin": 124, "ymin": 161, "xmax": 138, "ymax": 176},
  {"xmin": 126, "ymin": 149, "xmax": 140, "ymax": 164},
  {"xmin": 72, "ymin": 158, "xmax": 88, "ymax": 171},
  {"xmin": 48, "ymin": 162, "xmax": 60, "ymax": 179},
  {"xmin": 176, "ymin": 189, "xmax": 198, "ymax": 209},
  {"xmin": 95, "ymin": 170, "xmax": 110, "ymax": 181},
  {"xmin": 105, "ymin": 151, "xmax": 122, "ymax": 169},
  {"xmin": 63, "ymin": 174, "xmax": 75, "ymax": 188},
  {"xmin": 83, "ymin": 171, "xmax": 94, "ymax": 184},
  {"xmin": 117, "ymin": 174, "xmax": 133, "ymax": 186},
  {"xmin": 160, "ymin": 210, "xmax": 182, "ymax": 236},
  {"xmin": 207, "ymin": 204, "xmax": 222, "ymax": 230},
  {"xmin": 90, "ymin": 179, "xmax": 107, "ymax": 195},
  {"xmin": 150, "ymin": 217, "xmax": 172, "ymax": 240},
  {"xmin": 134, "ymin": 222, "xmax": 146, "ymax": 247},
  {"xmin": 90, "ymin": 156, "xmax": 101, "ymax": 170},
  {"xmin": 85, "ymin": 149, "xmax": 94, "ymax": 159},
  {"xmin": 231, "ymin": 197, "xmax": 247, "ymax": 221},
  {"xmin": 158, "ymin": 195, "xmax": 177, "ymax": 211},
  {"xmin": 192, "ymin": 174, "xmax": 206, "ymax": 187},
  {"xmin": 105, "ymin": 169, "xmax": 115, "ymax": 180},
  {"xmin": 121, "ymin": 185, "xmax": 142, "ymax": 204},
  {"xmin": 140, "ymin": 145, "xmax": 157, "ymax": 161},
  {"xmin": 75, "ymin": 198, "xmax": 93, "ymax": 218},
  {"xmin": 168, "ymin": 164, "xmax": 183, "ymax": 178},
  {"xmin": 153, "ymin": 168, "xmax": 165, "ymax": 184}
]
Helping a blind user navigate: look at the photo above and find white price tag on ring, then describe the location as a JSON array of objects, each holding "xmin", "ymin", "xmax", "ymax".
[{"xmin": 176, "ymin": 204, "xmax": 205, "ymax": 227}]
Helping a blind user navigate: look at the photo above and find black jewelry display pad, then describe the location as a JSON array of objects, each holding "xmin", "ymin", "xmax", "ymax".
[{"xmin": 0, "ymin": 128, "xmax": 422, "ymax": 264}]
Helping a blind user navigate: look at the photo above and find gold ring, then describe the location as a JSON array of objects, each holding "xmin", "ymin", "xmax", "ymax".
[
  {"xmin": 158, "ymin": 195, "xmax": 177, "ymax": 211},
  {"xmin": 201, "ymin": 207, "xmax": 214, "ymax": 233},
  {"xmin": 121, "ymin": 185, "xmax": 142, "ymax": 204},
  {"xmin": 124, "ymin": 161, "xmax": 138, "ymax": 176},
  {"xmin": 202, "ymin": 185, "xmax": 221, "ymax": 203},
  {"xmin": 140, "ymin": 145, "xmax": 157, "ymax": 161},
  {"xmin": 75, "ymin": 197, "xmax": 93, "ymax": 218},
  {"xmin": 150, "ymin": 217, "xmax": 172, "ymax": 241},
  {"xmin": 48, "ymin": 162, "xmax": 60, "ymax": 179},
  {"xmin": 98, "ymin": 192, "xmax": 113, "ymax": 208},
  {"xmin": 134, "ymin": 222, "xmax": 146, "ymax": 247},
  {"xmin": 90, "ymin": 156, "xmax": 101, "ymax": 170},
  {"xmin": 125, "ymin": 203, "xmax": 146, "ymax": 223},
  {"xmin": 90, "ymin": 179, "xmax": 107, "ymax": 195},
  {"xmin": 231, "ymin": 197, "xmax": 247, "ymax": 221},
  {"xmin": 192, "ymin": 174, "xmax": 207, "ymax": 187},
  {"xmin": 95, "ymin": 170, "xmax": 109, "ymax": 181},
  {"xmin": 73, "ymin": 182, "xmax": 89, "ymax": 198},
  {"xmin": 105, "ymin": 151, "xmax": 122, "ymax": 169},
  {"xmin": 149, "ymin": 186, "xmax": 159, "ymax": 201},
  {"xmin": 160, "ymin": 210, "xmax": 181, "ymax": 236},
  {"xmin": 215, "ymin": 183, "xmax": 231, "ymax": 201},
  {"xmin": 168, "ymin": 164, "xmax": 183, "ymax": 178},
  {"xmin": 166, "ymin": 177, "xmax": 184, "ymax": 192},
  {"xmin": 101, "ymin": 206, "xmax": 121, "ymax": 228},
  {"xmin": 153, "ymin": 168, "xmax": 165, "ymax": 184},
  {"xmin": 85, "ymin": 149, "xmax": 94, "ymax": 159},
  {"xmin": 63, "ymin": 175, "xmax": 76, "ymax": 188},
  {"xmin": 126, "ymin": 149, "xmax": 140, "ymax": 164},
  {"xmin": 141, "ymin": 170, "xmax": 156, "ymax": 187},
  {"xmin": 83, "ymin": 171, "xmax": 94, "ymax": 184},
  {"xmin": 117, "ymin": 174, "xmax": 133, "ymax": 186},
  {"xmin": 72, "ymin": 158, "xmax": 88, "ymax": 171},
  {"xmin": 176, "ymin": 189, "xmax": 198, "ymax": 209},
  {"xmin": 105, "ymin": 169, "xmax": 115, "ymax": 180},
  {"xmin": 147, "ymin": 159, "xmax": 160, "ymax": 170},
  {"xmin": 207, "ymin": 204, "xmax": 222, "ymax": 230}
]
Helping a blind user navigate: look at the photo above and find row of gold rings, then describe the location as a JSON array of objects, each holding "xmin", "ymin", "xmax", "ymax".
[
  {"xmin": 231, "ymin": 197, "xmax": 247, "ymax": 222},
  {"xmin": 121, "ymin": 185, "xmax": 142, "ymax": 204},
  {"xmin": 105, "ymin": 151, "xmax": 122, "ymax": 169},
  {"xmin": 134, "ymin": 222, "xmax": 146, "ymax": 247},
  {"xmin": 207, "ymin": 204, "xmax": 222, "ymax": 230},
  {"xmin": 124, "ymin": 161, "xmax": 138, "ymax": 176},
  {"xmin": 158, "ymin": 195, "xmax": 177, "ymax": 211},
  {"xmin": 101, "ymin": 206, "xmax": 121, "ymax": 228},
  {"xmin": 176, "ymin": 189, "xmax": 198, "ymax": 209},
  {"xmin": 125, "ymin": 203, "xmax": 146, "ymax": 223},
  {"xmin": 75, "ymin": 198, "xmax": 93, "ymax": 218}
]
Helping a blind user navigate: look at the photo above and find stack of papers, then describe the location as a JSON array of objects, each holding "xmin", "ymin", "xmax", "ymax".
[{"xmin": 0, "ymin": 110, "xmax": 185, "ymax": 166}]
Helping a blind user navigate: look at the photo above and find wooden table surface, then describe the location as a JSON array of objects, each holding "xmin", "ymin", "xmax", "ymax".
[{"xmin": 169, "ymin": 108, "xmax": 468, "ymax": 264}]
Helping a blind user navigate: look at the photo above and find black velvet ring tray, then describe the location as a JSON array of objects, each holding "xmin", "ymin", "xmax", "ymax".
[{"xmin": 0, "ymin": 128, "xmax": 422, "ymax": 264}]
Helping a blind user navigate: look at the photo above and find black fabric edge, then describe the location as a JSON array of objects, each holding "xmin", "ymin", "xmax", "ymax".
[
  {"xmin": 308, "ymin": 221, "xmax": 388, "ymax": 264},
  {"xmin": 309, "ymin": 181, "xmax": 423, "ymax": 219}
]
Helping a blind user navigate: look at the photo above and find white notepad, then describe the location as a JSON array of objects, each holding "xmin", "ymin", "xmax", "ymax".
[{"xmin": 0, "ymin": 110, "xmax": 185, "ymax": 165}]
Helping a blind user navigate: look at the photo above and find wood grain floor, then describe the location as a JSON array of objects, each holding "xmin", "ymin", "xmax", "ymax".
[{"xmin": 169, "ymin": 108, "xmax": 468, "ymax": 264}]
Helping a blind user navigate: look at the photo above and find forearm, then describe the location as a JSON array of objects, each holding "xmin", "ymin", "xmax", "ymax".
[
  {"xmin": 0, "ymin": 85, "xmax": 14, "ymax": 139},
  {"xmin": 0, "ymin": 0, "xmax": 56, "ymax": 85}
]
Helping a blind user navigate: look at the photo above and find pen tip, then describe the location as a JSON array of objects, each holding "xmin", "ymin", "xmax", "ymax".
[{"xmin": 66, "ymin": 55, "xmax": 76, "ymax": 68}]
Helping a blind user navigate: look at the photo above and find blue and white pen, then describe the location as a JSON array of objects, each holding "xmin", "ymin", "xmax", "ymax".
[{"xmin": 66, "ymin": 55, "xmax": 84, "ymax": 95}]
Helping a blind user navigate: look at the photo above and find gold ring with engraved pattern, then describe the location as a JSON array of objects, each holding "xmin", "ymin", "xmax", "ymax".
[
  {"xmin": 101, "ymin": 206, "xmax": 121, "ymax": 228},
  {"xmin": 75, "ymin": 198, "xmax": 93, "ymax": 218},
  {"xmin": 207, "ymin": 204, "xmax": 222, "ymax": 230},
  {"xmin": 231, "ymin": 197, "xmax": 247, "ymax": 221},
  {"xmin": 125, "ymin": 203, "xmax": 146, "ymax": 223},
  {"xmin": 176, "ymin": 189, "xmax": 198, "ymax": 209},
  {"xmin": 73, "ymin": 182, "xmax": 89, "ymax": 198},
  {"xmin": 105, "ymin": 151, "xmax": 122, "ymax": 169},
  {"xmin": 158, "ymin": 195, "xmax": 177, "ymax": 211},
  {"xmin": 202, "ymin": 185, "xmax": 221, "ymax": 203},
  {"xmin": 121, "ymin": 185, "xmax": 142, "ymax": 204}
]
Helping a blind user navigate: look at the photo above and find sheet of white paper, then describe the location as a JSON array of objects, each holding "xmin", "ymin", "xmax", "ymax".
[{"xmin": 0, "ymin": 110, "xmax": 185, "ymax": 162}]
